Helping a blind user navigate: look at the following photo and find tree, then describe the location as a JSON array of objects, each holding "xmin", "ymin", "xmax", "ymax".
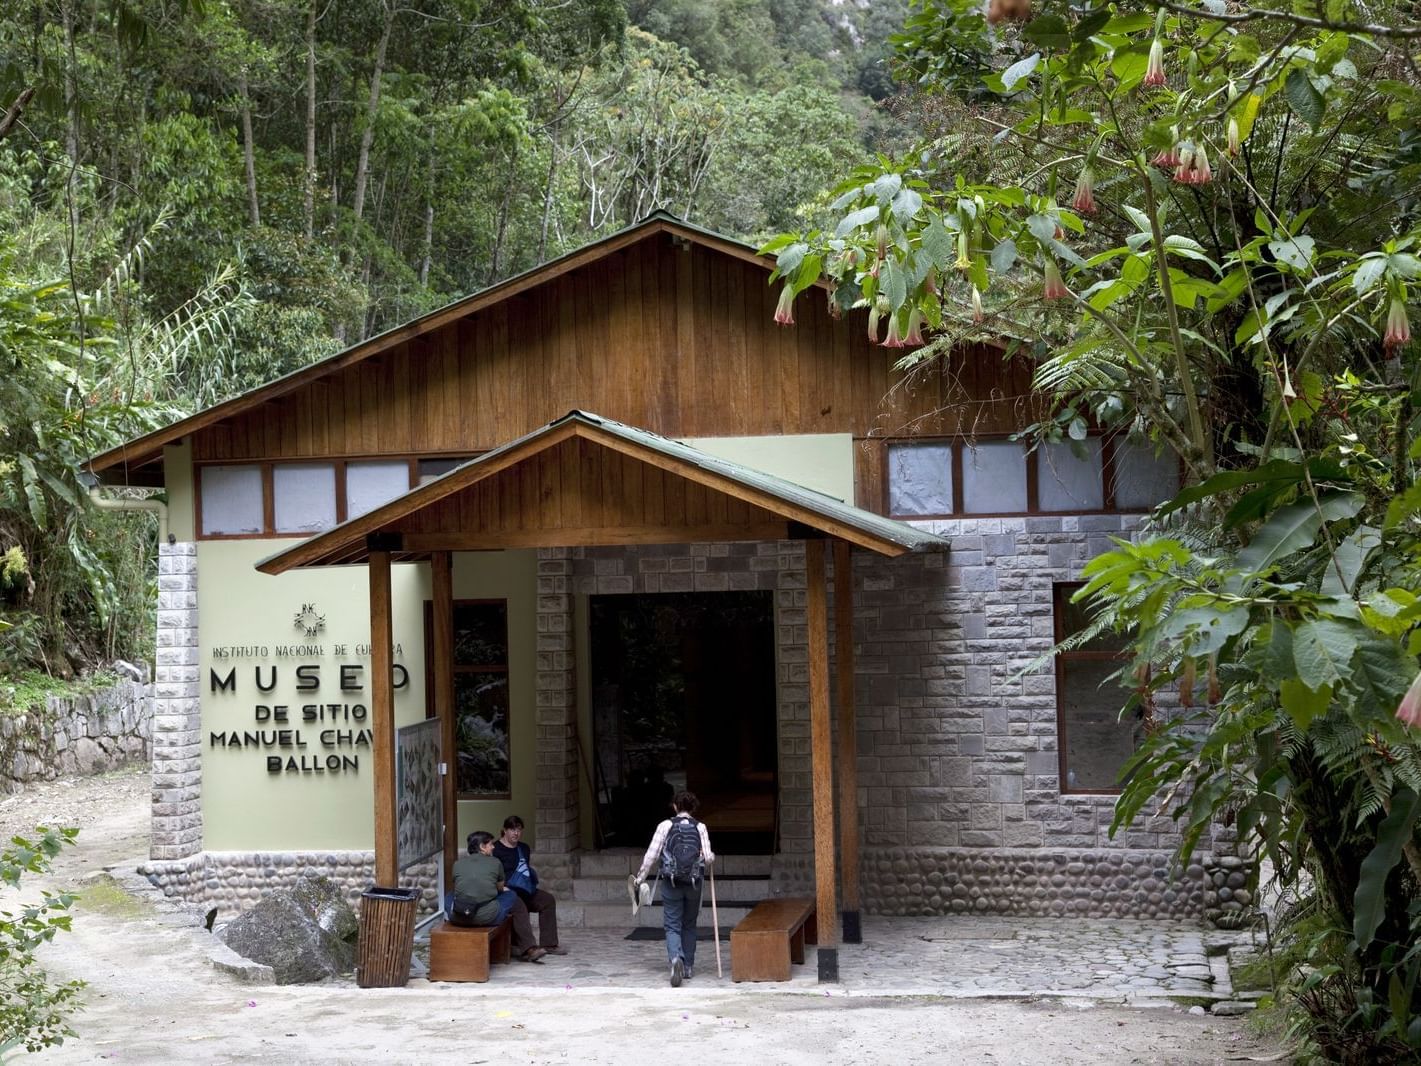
[
  {"xmin": 0, "ymin": 827, "xmax": 83, "ymax": 1056},
  {"xmin": 769, "ymin": 0, "xmax": 1421, "ymax": 1055}
]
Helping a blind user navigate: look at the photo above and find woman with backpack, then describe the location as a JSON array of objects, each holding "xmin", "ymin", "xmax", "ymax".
[{"xmin": 632, "ymin": 790, "xmax": 715, "ymax": 987}]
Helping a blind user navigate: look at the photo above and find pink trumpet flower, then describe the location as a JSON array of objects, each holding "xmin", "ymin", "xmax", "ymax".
[
  {"xmin": 971, "ymin": 285, "xmax": 985, "ymax": 324},
  {"xmin": 1042, "ymin": 260, "xmax": 1070, "ymax": 301},
  {"xmin": 1397, "ymin": 669, "xmax": 1421, "ymax": 729},
  {"xmin": 867, "ymin": 304, "xmax": 882, "ymax": 343},
  {"xmin": 1227, "ymin": 116, "xmax": 1241, "ymax": 158},
  {"xmin": 904, "ymin": 307, "xmax": 925, "ymax": 346},
  {"xmin": 875, "ymin": 224, "xmax": 889, "ymax": 262},
  {"xmin": 1174, "ymin": 143, "xmax": 1212, "ymax": 186},
  {"xmin": 1144, "ymin": 38, "xmax": 1167, "ymax": 88},
  {"xmin": 882, "ymin": 309, "xmax": 906, "ymax": 348},
  {"xmin": 773, "ymin": 285, "xmax": 795, "ymax": 326},
  {"xmin": 1152, "ymin": 144, "xmax": 1181, "ymax": 169},
  {"xmin": 1384, "ymin": 297, "xmax": 1412, "ymax": 353},
  {"xmin": 1071, "ymin": 168, "xmax": 1097, "ymax": 215}
]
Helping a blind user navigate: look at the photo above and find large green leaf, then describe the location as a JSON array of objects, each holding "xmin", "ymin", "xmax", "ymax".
[
  {"xmin": 1161, "ymin": 604, "xmax": 1250, "ymax": 655},
  {"xmin": 1235, "ymin": 492, "xmax": 1364, "ymax": 577},
  {"xmin": 1347, "ymin": 635, "xmax": 1416, "ymax": 718},
  {"xmin": 1320, "ymin": 525, "xmax": 1380, "ymax": 596},
  {"xmin": 1293, "ymin": 619, "xmax": 1359, "ymax": 689},
  {"xmin": 1355, "ymin": 789, "xmax": 1420, "ymax": 950},
  {"xmin": 1285, "ymin": 69, "xmax": 1326, "ymax": 128},
  {"xmin": 1161, "ymin": 459, "xmax": 1346, "ymax": 515},
  {"xmin": 1280, "ymin": 679, "xmax": 1332, "ymax": 730}
]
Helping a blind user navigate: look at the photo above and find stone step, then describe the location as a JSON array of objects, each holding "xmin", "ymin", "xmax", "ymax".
[
  {"xmin": 577, "ymin": 852, "xmax": 773, "ymax": 878},
  {"xmin": 572, "ymin": 873, "xmax": 769, "ymax": 903},
  {"xmin": 574, "ymin": 898, "xmax": 758, "ymax": 930}
]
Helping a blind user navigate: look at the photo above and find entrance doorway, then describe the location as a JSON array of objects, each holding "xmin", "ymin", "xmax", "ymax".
[{"xmin": 589, "ymin": 590, "xmax": 778, "ymax": 852}]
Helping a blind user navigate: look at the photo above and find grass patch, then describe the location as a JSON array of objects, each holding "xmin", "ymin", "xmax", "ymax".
[
  {"xmin": 72, "ymin": 877, "xmax": 155, "ymax": 920},
  {"xmin": 0, "ymin": 669, "xmax": 120, "ymax": 717}
]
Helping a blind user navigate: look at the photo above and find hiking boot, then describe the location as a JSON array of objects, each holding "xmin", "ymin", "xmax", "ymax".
[
  {"xmin": 670, "ymin": 957, "xmax": 684, "ymax": 987},
  {"xmin": 683, "ymin": 964, "xmax": 693, "ymax": 981},
  {"xmin": 521, "ymin": 947, "xmax": 547, "ymax": 963},
  {"xmin": 544, "ymin": 945, "xmax": 568, "ymax": 955}
]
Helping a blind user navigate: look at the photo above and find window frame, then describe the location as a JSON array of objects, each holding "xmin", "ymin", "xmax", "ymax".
[
  {"xmin": 1053, "ymin": 582, "xmax": 1134, "ymax": 796},
  {"xmin": 424, "ymin": 597, "xmax": 512, "ymax": 801},
  {"xmin": 880, "ymin": 431, "xmax": 1180, "ymax": 520},
  {"xmin": 194, "ymin": 452, "xmax": 475, "ymax": 540}
]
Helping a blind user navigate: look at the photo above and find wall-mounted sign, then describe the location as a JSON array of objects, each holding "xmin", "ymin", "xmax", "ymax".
[{"xmin": 206, "ymin": 606, "xmax": 410, "ymax": 778}]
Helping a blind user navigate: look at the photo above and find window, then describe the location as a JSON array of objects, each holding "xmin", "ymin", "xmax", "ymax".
[
  {"xmin": 1054, "ymin": 583, "xmax": 1139, "ymax": 793},
  {"xmin": 884, "ymin": 434, "xmax": 1180, "ymax": 517},
  {"xmin": 887, "ymin": 442, "xmax": 954, "ymax": 516},
  {"xmin": 200, "ymin": 465, "xmax": 264, "ymax": 535},
  {"xmin": 273, "ymin": 463, "xmax": 337, "ymax": 533},
  {"xmin": 962, "ymin": 441, "xmax": 1028, "ymax": 513},
  {"xmin": 1039, "ymin": 439, "xmax": 1104, "ymax": 512},
  {"xmin": 417, "ymin": 457, "xmax": 470, "ymax": 485},
  {"xmin": 347, "ymin": 460, "xmax": 411, "ymax": 518},
  {"xmin": 451, "ymin": 601, "xmax": 510, "ymax": 797}
]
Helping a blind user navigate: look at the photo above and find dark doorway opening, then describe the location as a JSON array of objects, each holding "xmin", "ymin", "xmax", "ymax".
[{"xmin": 590, "ymin": 590, "xmax": 777, "ymax": 853}]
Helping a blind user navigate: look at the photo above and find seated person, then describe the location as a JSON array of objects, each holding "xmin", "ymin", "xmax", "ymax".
[
  {"xmin": 451, "ymin": 831, "xmax": 544, "ymax": 961},
  {"xmin": 491, "ymin": 815, "xmax": 564, "ymax": 955}
]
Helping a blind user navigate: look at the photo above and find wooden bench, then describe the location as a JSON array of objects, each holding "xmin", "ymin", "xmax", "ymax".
[
  {"xmin": 427, "ymin": 915, "xmax": 514, "ymax": 983},
  {"xmin": 730, "ymin": 897, "xmax": 817, "ymax": 982}
]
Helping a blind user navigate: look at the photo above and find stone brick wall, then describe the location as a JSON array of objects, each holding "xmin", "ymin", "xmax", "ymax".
[
  {"xmin": 150, "ymin": 541, "xmax": 202, "ymax": 860},
  {"xmin": 0, "ymin": 677, "xmax": 150, "ymax": 793},
  {"xmin": 139, "ymin": 851, "xmax": 441, "ymax": 915}
]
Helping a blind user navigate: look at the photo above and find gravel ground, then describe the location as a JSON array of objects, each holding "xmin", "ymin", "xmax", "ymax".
[{"xmin": 3, "ymin": 770, "xmax": 1283, "ymax": 1065}]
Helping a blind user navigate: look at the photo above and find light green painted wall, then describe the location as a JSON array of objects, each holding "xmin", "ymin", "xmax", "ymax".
[
  {"xmin": 450, "ymin": 550, "xmax": 540, "ymax": 848},
  {"xmin": 198, "ymin": 540, "xmax": 431, "ymax": 850},
  {"xmin": 165, "ymin": 441, "xmax": 195, "ymax": 542},
  {"xmin": 682, "ymin": 433, "xmax": 854, "ymax": 502}
]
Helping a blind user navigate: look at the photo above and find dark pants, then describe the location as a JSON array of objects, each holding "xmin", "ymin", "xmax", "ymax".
[
  {"xmin": 661, "ymin": 880, "xmax": 702, "ymax": 967},
  {"xmin": 511, "ymin": 888, "xmax": 559, "ymax": 951}
]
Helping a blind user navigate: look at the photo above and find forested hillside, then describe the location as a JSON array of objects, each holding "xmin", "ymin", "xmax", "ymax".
[{"xmin": 0, "ymin": 0, "xmax": 905, "ymax": 678}]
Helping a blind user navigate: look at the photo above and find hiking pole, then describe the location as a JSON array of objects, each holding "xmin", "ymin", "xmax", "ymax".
[{"xmin": 709, "ymin": 863, "xmax": 723, "ymax": 979}]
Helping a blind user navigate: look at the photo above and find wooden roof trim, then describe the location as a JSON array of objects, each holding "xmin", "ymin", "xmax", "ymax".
[
  {"xmin": 89, "ymin": 218, "xmax": 783, "ymax": 473},
  {"xmin": 570, "ymin": 423, "xmax": 910, "ymax": 556}
]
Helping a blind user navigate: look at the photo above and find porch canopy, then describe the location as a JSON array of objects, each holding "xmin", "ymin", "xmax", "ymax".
[{"xmin": 256, "ymin": 410, "xmax": 947, "ymax": 973}]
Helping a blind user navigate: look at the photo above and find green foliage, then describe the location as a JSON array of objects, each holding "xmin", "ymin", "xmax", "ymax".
[{"xmin": 0, "ymin": 827, "xmax": 84, "ymax": 1056}]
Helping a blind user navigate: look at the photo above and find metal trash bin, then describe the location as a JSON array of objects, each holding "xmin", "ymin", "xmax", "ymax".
[{"xmin": 356, "ymin": 885, "xmax": 420, "ymax": 988}]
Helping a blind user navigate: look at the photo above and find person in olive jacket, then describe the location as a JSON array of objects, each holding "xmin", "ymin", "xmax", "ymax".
[{"xmin": 452, "ymin": 831, "xmax": 543, "ymax": 961}]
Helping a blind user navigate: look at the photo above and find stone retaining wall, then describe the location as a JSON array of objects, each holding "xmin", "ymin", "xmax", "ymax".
[{"xmin": 1, "ymin": 677, "xmax": 151, "ymax": 794}]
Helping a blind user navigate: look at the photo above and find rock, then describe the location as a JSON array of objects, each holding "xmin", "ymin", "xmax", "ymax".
[
  {"xmin": 112, "ymin": 659, "xmax": 145, "ymax": 683},
  {"xmin": 1188, "ymin": 1005, "xmax": 1207, "ymax": 1016},
  {"xmin": 1211, "ymin": 1001, "xmax": 1257, "ymax": 1016},
  {"xmin": 219, "ymin": 876, "xmax": 357, "ymax": 984},
  {"xmin": 72, "ymin": 736, "xmax": 103, "ymax": 774}
]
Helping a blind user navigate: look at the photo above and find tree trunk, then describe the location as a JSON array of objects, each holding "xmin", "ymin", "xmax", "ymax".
[
  {"xmin": 419, "ymin": 148, "xmax": 435, "ymax": 286},
  {"xmin": 489, "ymin": 172, "xmax": 515, "ymax": 281},
  {"xmin": 0, "ymin": 87, "xmax": 34, "ymax": 141},
  {"xmin": 238, "ymin": 69, "xmax": 260, "ymax": 227},
  {"xmin": 61, "ymin": 0, "xmax": 80, "ymax": 236},
  {"xmin": 303, "ymin": 0, "xmax": 317, "ymax": 240},
  {"xmin": 539, "ymin": 131, "xmax": 558, "ymax": 262},
  {"xmin": 351, "ymin": 3, "xmax": 394, "ymax": 226}
]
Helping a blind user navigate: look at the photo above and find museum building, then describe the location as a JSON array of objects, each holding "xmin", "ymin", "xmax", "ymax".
[{"xmin": 86, "ymin": 214, "xmax": 1225, "ymax": 963}]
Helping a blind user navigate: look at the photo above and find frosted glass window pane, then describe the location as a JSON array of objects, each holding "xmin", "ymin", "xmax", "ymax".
[
  {"xmin": 417, "ymin": 457, "xmax": 467, "ymax": 485},
  {"xmin": 273, "ymin": 464, "xmax": 336, "ymax": 533},
  {"xmin": 347, "ymin": 460, "xmax": 410, "ymax": 518},
  {"xmin": 1060, "ymin": 658, "xmax": 1140, "ymax": 791},
  {"xmin": 201, "ymin": 465, "xmax": 263, "ymax": 535},
  {"xmin": 1039, "ymin": 439, "xmax": 1104, "ymax": 512},
  {"xmin": 887, "ymin": 443, "xmax": 953, "ymax": 516},
  {"xmin": 1113, "ymin": 444, "xmax": 1180, "ymax": 510},
  {"xmin": 962, "ymin": 441, "xmax": 1027, "ymax": 513}
]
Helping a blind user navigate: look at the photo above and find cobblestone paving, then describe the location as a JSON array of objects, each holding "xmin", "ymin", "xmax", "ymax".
[{"xmin": 414, "ymin": 915, "xmax": 1248, "ymax": 1002}]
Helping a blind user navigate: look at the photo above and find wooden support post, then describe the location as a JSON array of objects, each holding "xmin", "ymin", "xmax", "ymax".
[
  {"xmin": 833, "ymin": 540, "xmax": 861, "ymax": 944},
  {"xmin": 369, "ymin": 550, "xmax": 397, "ymax": 887},
  {"xmin": 805, "ymin": 538, "xmax": 839, "ymax": 981},
  {"xmin": 432, "ymin": 551, "xmax": 456, "ymax": 894}
]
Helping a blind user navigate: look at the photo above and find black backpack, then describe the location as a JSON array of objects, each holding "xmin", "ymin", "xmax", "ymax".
[{"xmin": 660, "ymin": 816, "xmax": 704, "ymax": 886}]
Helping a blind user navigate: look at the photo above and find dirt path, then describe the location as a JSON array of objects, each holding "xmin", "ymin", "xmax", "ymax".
[{"xmin": 3, "ymin": 771, "xmax": 1280, "ymax": 1065}]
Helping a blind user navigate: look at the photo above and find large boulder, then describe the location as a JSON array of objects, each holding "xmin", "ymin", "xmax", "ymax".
[{"xmin": 219, "ymin": 877, "xmax": 357, "ymax": 984}]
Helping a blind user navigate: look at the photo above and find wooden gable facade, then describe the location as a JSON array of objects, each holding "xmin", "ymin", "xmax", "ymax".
[{"xmin": 91, "ymin": 216, "xmax": 1036, "ymax": 509}]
